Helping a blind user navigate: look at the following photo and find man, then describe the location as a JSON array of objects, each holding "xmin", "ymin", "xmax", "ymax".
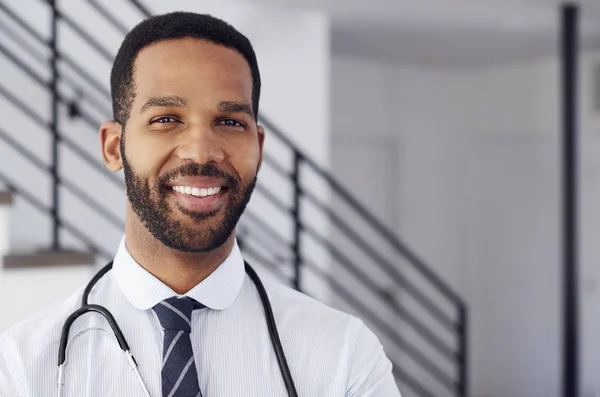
[{"xmin": 0, "ymin": 12, "xmax": 401, "ymax": 396}]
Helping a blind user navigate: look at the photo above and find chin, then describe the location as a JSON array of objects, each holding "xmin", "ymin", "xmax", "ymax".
[
  {"xmin": 172, "ymin": 237, "xmax": 230, "ymax": 254},
  {"xmin": 180, "ymin": 215, "xmax": 223, "ymax": 231},
  {"xmin": 165, "ymin": 223, "xmax": 232, "ymax": 252}
]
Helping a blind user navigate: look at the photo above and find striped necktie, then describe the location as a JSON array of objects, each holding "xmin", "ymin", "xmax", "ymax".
[{"xmin": 152, "ymin": 296, "xmax": 204, "ymax": 397}]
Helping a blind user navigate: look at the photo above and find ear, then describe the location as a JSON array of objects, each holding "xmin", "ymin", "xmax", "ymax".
[
  {"xmin": 99, "ymin": 120, "xmax": 123, "ymax": 172},
  {"xmin": 257, "ymin": 125, "xmax": 265, "ymax": 172}
]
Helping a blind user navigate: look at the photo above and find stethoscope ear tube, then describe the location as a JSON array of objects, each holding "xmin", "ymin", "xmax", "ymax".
[
  {"xmin": 58, "ymin": 260, "xmax": 298, "ymax": 396},
  {"xmin": 244, "ymin": 262, "xmax": 299, "ymax": 397},
  {"xmin": 58, "ymin": 304, "xmax": 131, "ymax": 366},
  {"xmin": 59, "ymin": 262, "xmax": 116, "ymax": 366},
  {"xmin": 82, "ymin": 263, "xmax": 113, "ymax": 306}
]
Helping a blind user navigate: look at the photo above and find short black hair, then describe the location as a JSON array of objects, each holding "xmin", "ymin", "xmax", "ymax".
[{"xmin": 111, "ymin": 12, "xmax": 261, "ymax": 124}]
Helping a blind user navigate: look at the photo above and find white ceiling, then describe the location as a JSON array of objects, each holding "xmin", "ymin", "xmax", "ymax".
[{"xmin": 254, "ymin": 0, "xmax": 600, "ymax": 67}]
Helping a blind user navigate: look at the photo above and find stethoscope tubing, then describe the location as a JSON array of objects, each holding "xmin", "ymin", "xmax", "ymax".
[{"xmin": 57, "ymin": 260, "xmax": 298, "ymax": 397}]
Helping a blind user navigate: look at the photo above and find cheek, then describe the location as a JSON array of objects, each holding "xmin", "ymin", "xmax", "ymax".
[
  {"xmin": 125, "ymin": 134, "xmax": 174, "ymax": 176},
  {"xmin": 229, "ymin": 142, "xmax": 261, "ymax": 177}
]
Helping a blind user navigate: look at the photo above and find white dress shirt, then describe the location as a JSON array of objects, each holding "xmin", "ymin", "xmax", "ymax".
[{"xmin": 0, "ymin": 237, "xmax": 401, "ymax": 396}]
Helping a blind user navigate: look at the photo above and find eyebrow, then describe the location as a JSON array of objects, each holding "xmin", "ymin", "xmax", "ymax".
[
  {"xmin": 139, "ymin": 95, "xmax": 187, "ymax": 114},
  {"xmin": 218, "ymin": 101, "xmax": 255, "ymax": 119}
]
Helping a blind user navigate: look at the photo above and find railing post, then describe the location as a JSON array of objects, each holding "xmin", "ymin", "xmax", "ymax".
[
  {"xmin": 292, "ymin": 151, "xmax": 303, "ymax": 292},
  {"xmin": 458, "ymin": 305, "xmax": 468, "ymax": 397},
  {"xmin": 49, "ymin": 0, "xmax": 60, "ymax": 250},
  {"xmin": 561, "ymin": 4, "xmax": 579, "ymax": 397}
]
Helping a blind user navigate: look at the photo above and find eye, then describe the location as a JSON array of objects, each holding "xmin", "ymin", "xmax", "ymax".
[
  {"xmin": 218, "ymin": 119, "xmax": 245, "ymax": 128},
  {"xmin": 150, "ymin": 116, "xmax": 177, "ymax": 124}
]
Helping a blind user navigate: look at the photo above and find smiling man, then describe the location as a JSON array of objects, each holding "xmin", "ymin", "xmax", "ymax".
[{"xmin": 0, "ymin": 12, "xmax": 401, "ymax": 396}]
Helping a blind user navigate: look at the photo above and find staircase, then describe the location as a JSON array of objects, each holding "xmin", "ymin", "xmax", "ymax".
[{"xmin": 0, "ymin": 1, "xmax": 468, "ymax": 396}]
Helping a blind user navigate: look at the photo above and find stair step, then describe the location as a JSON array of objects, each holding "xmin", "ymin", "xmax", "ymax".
[
  {"xmin": 0, "ymin": 191, "xmax": 13, "ymax": 205},
  {"xmin": 3, "ymin": 249, "xmax": 96, "ymax": 269}
]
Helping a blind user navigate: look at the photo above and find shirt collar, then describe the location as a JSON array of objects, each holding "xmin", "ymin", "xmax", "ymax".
[{"xmin": 113, "ymin": 236, "xmax": 245, "ymax": 311}]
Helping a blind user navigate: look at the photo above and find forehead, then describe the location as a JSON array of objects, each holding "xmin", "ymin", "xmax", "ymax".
[{"xmin": 132, "ymin": 38, "xmax": 253, "ymax": 107}]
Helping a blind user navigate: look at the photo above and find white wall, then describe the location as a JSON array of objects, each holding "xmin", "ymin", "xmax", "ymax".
[
  {"xmin": 331, "ymin": 52, "xmax": 600, "ymax": 397},
  {"xmin": 0, "ymin": 0, "xmax": 330, "ymax": 329}
]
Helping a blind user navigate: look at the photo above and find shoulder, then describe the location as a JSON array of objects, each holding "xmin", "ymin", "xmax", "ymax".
[
  {"xmin": 0, "ymin": 287, "xmax": 82, "ymax": 395},
  {"xmin": 252, "ymin": 274, "xmax": 399, "ymax": 394},
  {"xmin": 258, "ymin": 275, "xmax": 367, "ymax": 347},
  {"xmin": 262, "ymin": 276, "xmax": 357, "ymax": 322}
]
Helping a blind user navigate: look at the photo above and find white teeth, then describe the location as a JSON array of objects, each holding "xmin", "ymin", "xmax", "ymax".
[{"xmin": 173, "ymin": 186, "xmax": 221, "ymax": 197}]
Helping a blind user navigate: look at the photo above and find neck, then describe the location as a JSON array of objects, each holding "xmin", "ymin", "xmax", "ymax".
[{"xmin": 125, "ymin": 215, "xmax": 235, "ymax": 295}]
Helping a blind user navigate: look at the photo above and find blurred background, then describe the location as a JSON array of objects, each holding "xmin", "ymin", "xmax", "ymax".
[{"xmin": 0, "ymin": 0, "xmax": 599, "ymax": 396}]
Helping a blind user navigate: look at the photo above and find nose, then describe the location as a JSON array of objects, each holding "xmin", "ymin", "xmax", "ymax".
[{"xmin": 176, "ymin": 124, "xmax": 225, "ymax": 164}]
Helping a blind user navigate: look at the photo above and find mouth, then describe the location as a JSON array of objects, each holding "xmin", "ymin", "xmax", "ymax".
[
  {"xmin": 168, "ymin": 184, "xmax": 229, "ymax": 213},
  {"xmin": 172, "ymin": 185, "xmax": 224, "ymax": 198}
]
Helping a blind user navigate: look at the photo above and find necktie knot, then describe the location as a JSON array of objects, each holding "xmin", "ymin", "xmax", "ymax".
[{"xmin": 152, "ymin": 296, "xmax": 204, "ymax": 333}]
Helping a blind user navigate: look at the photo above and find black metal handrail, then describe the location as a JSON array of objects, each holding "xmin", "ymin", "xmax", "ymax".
[
  {"xmin": 0, "ymin": 35, "xmax": 103, "ymax": 128},
  {"xmin": 239, "ymin": 209, "xmax": 448, "ymax": 396},
  {"xmin": 251, "ymin": 182, "xmax": 458, "ymax": 362},
  {"xmin": 260, "ymin": 119, "xmax": 465, "ymax": 305},
  {"xmin": 252, "ymin": 145, "xmax": 463, "ymax": 394},
  {"xmin": 0, "ymin": 6, "xmax": 126, "ymax": 258},
  {"xmin": 0, "ymin": 1, "xmax": 469, "ymax": 395},
  {"xmin": 44, "ymin": 0, "xmax": 113, "ymax": 62},
  {"xmin": 260, "ymin": 150, "xmax": 457, "ymax": 330},
  {"xmin": 0, "ymin": 2, "xmax": 106, "ymax": 100},
  {"xmin": 0, "ymin": 126, "xmax": 124, "ymax": 230},
  {"xmin": 0, "ymin": 1, "xmax": 111, "ymax": 100},
  {"xmin": 86, "ymin": 0, "xmax": 130, "ymax": 34},
  {"xmin": 0, "ymin": 81, "xmax": 122, "ymax": 189},
  {"xmin": 0, "ymin": 18, "xmax": 107, "ymax": 117},
  {"xmin": 0, "ymin": 170, "xmax": 112, "ymax": 260}
]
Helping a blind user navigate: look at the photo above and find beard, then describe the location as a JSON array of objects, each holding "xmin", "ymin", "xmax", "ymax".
[{"xmin": 121, "ymin": 148, "xmax": 256, "ymax": 253}]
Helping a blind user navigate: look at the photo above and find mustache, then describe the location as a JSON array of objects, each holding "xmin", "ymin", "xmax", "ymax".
[{"xmin": 158, "ymin": 163, "xmax": 239, "ymax": 188}]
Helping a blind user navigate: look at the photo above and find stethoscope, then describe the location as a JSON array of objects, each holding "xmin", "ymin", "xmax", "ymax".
[{"xmin": 57, "ymin": 260, "xmax": 299, "ymax": 397}]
